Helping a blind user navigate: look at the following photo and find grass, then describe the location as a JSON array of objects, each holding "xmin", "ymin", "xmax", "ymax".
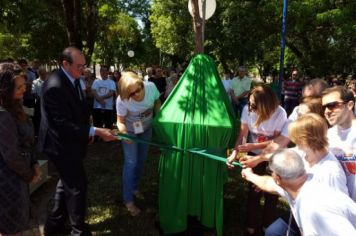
[{"xmin": 84, "ymin": 140, "xmax": 288, "ymax": 236}]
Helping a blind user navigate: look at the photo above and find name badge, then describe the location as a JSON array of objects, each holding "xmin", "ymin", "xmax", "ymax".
[{"xmin": 133, "ymin": 120, "xmax": 144, "ymax": 134}]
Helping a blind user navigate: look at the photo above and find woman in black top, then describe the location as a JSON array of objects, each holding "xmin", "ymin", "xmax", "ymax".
[{"xmin": 0, "ymin": 62, "xmax": 41, "ymax": 235}]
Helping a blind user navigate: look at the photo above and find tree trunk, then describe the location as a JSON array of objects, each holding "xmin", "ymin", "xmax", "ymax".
[
  {"xmin": 191, "ymin": 0, "xmax": 204, "ymax": 53},
  {"xmin": 85, "ymin": 0, "xmax": 98, "ymax": 64},
  {"xmin": 61, "ymin": 0, "xmax": 82, "ymax": 49}
]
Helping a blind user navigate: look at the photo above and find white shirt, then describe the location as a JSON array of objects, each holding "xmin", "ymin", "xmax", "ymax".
[
  {"xmin": 92, "ymin": 78, "xmax": 116, "ymax": 110},
  {"xmin": 328, "ymin": 122, "xmax": 356, "ymax": 201},
  {"xmin": 241, "ymin": 105, "xmax": 287, "ymax": 154},
  {"xmin": 222, "ymin": 79, "xmax": 231, "ymax": 92},
  {"xmin": 222, "ymin": 79, "xmax": 232, "ymax": 101},
  {"xmin": 276, "ymin": 175, "xmax": 356, "ymax": 236},
  {"xmin": 31, "ymin": 78, "xmax": 45, "ymax": 98},
  {"xmin": 230, "ymin": 76, "xmax": 252, "ymax": 97},
  {"xmin": 303, "ymin": 151, "xmax": 348, "ymax": 194},
  {"xmin": 280, "ymin": 106, "xmax": 300, "ymax": 137},
  {"xmin": 116, "ymin": 82, "xmax": 160, "ymax": 133},
  {"xmin": 288, "ymin": 147, "xmax": 348, "ymax": 194}
]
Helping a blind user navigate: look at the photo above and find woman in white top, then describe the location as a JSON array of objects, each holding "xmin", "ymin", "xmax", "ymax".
[
  {"xmin": 227, "ymin": 85, "xmax": 288, "ymax": 235},
  {"xmin": 116, "ymin": 72, "xmax": 161, "ymax": 216},
  {"xmin": 288, "ymin": 113, "xmax": 348, "ymax": 192}
]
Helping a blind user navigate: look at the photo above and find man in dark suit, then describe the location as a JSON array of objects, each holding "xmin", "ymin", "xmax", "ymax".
[{"xmin": 38, "ymin": 47, "xmax": 116, "ymax": 236}]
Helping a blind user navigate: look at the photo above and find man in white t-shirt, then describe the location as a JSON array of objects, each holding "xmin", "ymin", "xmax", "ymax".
[
  {"xmin": 91, "ymin": 65, "xmax": 116, "ymax": 129},
  {"xmin": 322, "ymin": 86, "xmax": 356, "ymax": 201},
  {"xmin": 241, "ymin": 149, "xmax": 356, "ymax": 236}
]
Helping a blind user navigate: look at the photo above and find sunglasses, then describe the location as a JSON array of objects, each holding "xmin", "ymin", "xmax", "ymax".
[
  {"xmin": 322, "ymin": 101, "xmax": 346, "ymax": 111},
  {"xmin": 248, "ymin": 102, "xmax": 257, "ymax": 111},
  {"xmin": 129, "ymin": 87, "xmax": 142, "ymax": 97}
]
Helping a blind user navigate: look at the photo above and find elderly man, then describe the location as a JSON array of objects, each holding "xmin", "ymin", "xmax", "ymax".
[
  {"xmin": 39, "ymin": 47, "xmax": 116, "ymax": 236},
  {"xmin": 241, "ymin": 149, "xmax": 356, "ymax": 236},
  {"xmin": 229, "ymin": 66, "xmax": 252, "ymax": 116},
  {"xmin": 322, "ymin": 86, "xmax": 356, "ymax": 201}
]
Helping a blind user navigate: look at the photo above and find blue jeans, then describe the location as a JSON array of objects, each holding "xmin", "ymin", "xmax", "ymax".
[
  {"xmin": 265, "ymin": 213, "xmax": 300, "ymax": 236},
  {"xmin": 121, "ymin": 128, "xmax": 152, "ymax": 203}
]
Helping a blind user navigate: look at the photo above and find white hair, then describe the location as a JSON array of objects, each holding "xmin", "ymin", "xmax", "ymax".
[{"xmin": 269, "ymin": 149, "xmax": 306, "ymax": 180}]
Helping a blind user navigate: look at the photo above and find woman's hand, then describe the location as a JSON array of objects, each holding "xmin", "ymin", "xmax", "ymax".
[
  {"xmin": 31, "ymin": 164, "xmax": 42, "ymax": 184},
  {"xmin": 116, "ymin": 116, "xmax": 132, "ymax": 144},
  {"xmin": 240, "ymin": 155, "xmax": 264, "ymax": 168},
  {"xmin": 226, "ymin": 149, "xmax": 237, "ymax": 169},
  {"xmin": 237, "ymin": 142, "xmax": 255, "ymax": 152}
]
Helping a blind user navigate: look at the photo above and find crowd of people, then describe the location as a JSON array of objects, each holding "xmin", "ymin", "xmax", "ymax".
[
  {"xmin": 227, "ymin": 78, "xmax": 356, "ymax": 235},
  {"xmin": 0, "ymin": 47, "xmax": 356, "ymax": 236}
]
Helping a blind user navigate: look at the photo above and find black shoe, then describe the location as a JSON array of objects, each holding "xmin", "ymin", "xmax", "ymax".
[{"xmin": 44, "ymin": 224, "xmax": 71, "ymax": 236}]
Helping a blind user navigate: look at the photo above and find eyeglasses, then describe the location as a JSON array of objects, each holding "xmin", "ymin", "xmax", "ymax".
[
  {"xmin": 76, "ymin": 64, "xmax": 86, "ymax": 70},
  {"xmin": 322, "ymin": 101, "xmax": 346, "ymax": 111},
  {"xmin": 248, "ymin": 102, "xmax": 257, "ymax": 112},
  {"xmin": 129, "ymin": 87, "xmax": 142, "ymax": 97}
]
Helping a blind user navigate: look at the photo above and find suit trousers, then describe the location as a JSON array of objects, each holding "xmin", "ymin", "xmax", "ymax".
[{"xmin": 45, "ymin": 155, "xmax": 90, "ymax": 236}]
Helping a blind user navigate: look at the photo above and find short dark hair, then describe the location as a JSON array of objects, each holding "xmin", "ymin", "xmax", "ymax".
[
  {"xmin": 322, "ymin": 86, "xmax": 355, "ymax": 103},
  {"xmin": 100, "ymin": 65, "xmax": 109, "ymax": 71},
  {"xmin": 18, "ymin": 58, "xmax": 28, "ymax": 65}
]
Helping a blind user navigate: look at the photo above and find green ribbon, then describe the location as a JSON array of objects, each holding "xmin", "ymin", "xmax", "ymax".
[{"xmin": 115, "ymin": 133, "xmax": 243, "ymax": 168}]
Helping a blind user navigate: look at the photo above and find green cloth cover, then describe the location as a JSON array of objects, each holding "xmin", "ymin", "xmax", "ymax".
[{"xmin": 153, "ymin": 54, "xmax": 237, "ymax": 235}]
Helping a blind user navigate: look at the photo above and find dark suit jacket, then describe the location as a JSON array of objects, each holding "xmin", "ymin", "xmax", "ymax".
[{"xmin": 38, "ymin": 68, "xmax": 90, "ymax": 160}]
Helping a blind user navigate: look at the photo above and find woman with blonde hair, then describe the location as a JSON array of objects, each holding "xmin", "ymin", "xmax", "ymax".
[
  {"xmin": 227, "ymin": 85, "xmax": 288, "ymax": 235},
  {"xmin": 288, "ymin": 113, "xmax": 347, "ymax": 182},
  {"xmin": 116, "ymin": 71, "xmax": 161, "ymax": 216}
]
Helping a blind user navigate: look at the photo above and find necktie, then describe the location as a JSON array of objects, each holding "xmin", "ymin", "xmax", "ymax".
[{"xmin": 74, "ymin": 79, "xmax": 84, "ymax": 101}]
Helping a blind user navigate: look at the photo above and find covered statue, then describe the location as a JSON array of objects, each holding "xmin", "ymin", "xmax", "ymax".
[{"xmin": 153, "ymin": 54, "xmax": 237, "ymax": 235}]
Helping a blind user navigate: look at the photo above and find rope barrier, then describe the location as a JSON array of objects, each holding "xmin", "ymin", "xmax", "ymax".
[{"xmin": 115, "ymin": 133, "xmax": 243, "ymax": 168}]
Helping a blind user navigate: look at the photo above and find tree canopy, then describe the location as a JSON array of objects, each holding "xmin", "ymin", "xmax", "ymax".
[{"xmin": 0, "ymin": 0, "xmax": 355, "ymax": 76}]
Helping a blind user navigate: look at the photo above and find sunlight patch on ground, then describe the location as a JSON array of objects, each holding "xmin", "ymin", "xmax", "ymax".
[{"xmin": 88, "ymin": 207, "xmax": 115, "ymax": 224}]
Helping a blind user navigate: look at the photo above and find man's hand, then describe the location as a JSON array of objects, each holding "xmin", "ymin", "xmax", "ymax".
[
  {"xmin": 95, "ymin": 128, "xmax": 116, "ymax": 142},
  {"xmin": 228, "ymin": 89, "xmax": 239, "ymax": 104},
  {"xmin": 95, "ymin": 96, "xmax": 106, "ymax": 107},
  {"xmin": 99, "ymin": 100, "xmax": 106, "ymax": 107},
  {"xmin": 241, "ymin": 167, "xmax": 254, "ymax": 181}
]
